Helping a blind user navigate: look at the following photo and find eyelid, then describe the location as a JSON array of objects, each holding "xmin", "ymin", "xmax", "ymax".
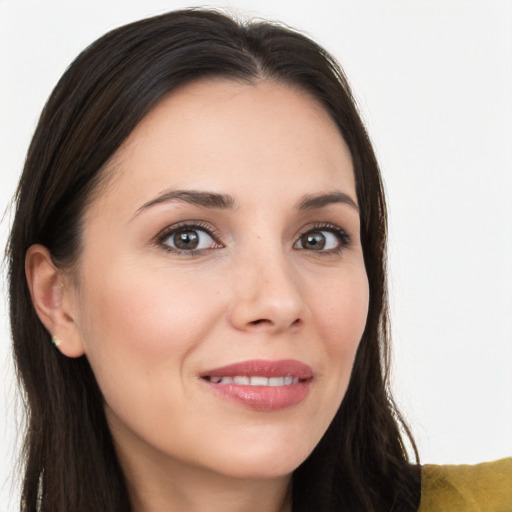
[
  {"xmin": 153, "ymin": 220, "xmax": 351, "ymax": 255},
  {"xmin": 294, "ymin": 222, "xmax": 352, "ymax": 251},
  {"xmin": 155, "ymin": 220, "xmax": 223, "ymax": 253}
]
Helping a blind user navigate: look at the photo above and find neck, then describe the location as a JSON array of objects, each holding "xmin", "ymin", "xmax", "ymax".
[
  {"xmin": 129, "ymin": 461, "xmax": 291, "ymax": 512},
  {"xmin": 134, "ymin": 472, "xmax": 291, "ymax": 512},
  {"xmin": 115, "ymin": 433, "xmax": 292, "ymax": 512}
]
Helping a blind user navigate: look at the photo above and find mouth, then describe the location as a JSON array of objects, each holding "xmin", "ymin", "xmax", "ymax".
[
  {"xmin": 203, "ymin": 375, "xmax": 301, "ymax": 386},
  {"xmin": 199, "ymin": 359, "xmax": 313, "ymax": 411}
]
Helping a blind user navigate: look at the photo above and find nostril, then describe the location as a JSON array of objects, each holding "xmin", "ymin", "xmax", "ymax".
[
  {"xmin": 248, "ymin": 318, "xmax": 302, "ymax": 328},
  {"xmin": 250, "ymin": 319, "xmax": 269, "ymax": 326}
]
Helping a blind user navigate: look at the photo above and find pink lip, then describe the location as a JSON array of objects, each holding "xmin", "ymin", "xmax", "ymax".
[{"xmin": 200, "ymin": 359, "xmax": 313, "ymax": 411}]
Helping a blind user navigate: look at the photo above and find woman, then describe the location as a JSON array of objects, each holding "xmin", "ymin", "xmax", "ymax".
[{"xmin": 5, "ymin": 8, "xmax": 510, "ymax": 512}]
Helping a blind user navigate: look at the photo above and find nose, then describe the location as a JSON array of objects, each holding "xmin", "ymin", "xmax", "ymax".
[{"xmin": 228, "ymin": 249, "xmax": 306, "ymax": 334}]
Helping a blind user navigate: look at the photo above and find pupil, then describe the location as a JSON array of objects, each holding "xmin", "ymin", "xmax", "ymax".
[
  {"xmin": 175, "ymin": 230, "xmax": 199, "ymax": 250},
  {"xmin": 302, "ymin": 232, "xmax": 325, "ymax": 250}
]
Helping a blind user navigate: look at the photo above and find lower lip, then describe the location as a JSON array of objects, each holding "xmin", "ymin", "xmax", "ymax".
[{"xmin": 202, "ymin": 380, "xmax": 312, "ymax": 411}]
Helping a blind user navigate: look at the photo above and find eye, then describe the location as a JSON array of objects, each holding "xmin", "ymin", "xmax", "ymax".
[
  {"xmin": 159, "ymin": 223, "xmax": 221, "ymax": 253},
  {"xmin": 294, "ymin": 225, "xmax": 350, "ymax": 252}
]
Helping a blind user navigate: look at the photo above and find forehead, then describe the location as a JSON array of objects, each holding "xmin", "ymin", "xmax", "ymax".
[{"xmin": 91, "ymin": 79, "xmax": 355, "ymax": 217}]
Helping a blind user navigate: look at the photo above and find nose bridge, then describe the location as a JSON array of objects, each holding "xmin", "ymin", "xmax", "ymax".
[{"xmin": 229, "ymin": 237, "xmax": 305, "ymax": 332}]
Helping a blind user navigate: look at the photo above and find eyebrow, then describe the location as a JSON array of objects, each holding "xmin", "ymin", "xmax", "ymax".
[
  {"xmin": 133, "ymin": 188, "xmax": 359, "ymax": 218},
  {"xmin": 134, "ymin": 190, "xmax": 237, "ymax": 217},
  {"xmin": 296, "ymin": 191, "xmax": 359, "ymax": 212}
]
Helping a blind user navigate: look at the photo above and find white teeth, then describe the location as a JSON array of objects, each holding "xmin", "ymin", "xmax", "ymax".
[
  {"xmin": 268, "ymin": 377, "xmax": 284, "ymax": 386},
  {"xmin": 250, "ymin": 376, "xmax": 269, "ymax": 386},
  {"xmin": 207, "ymin": 375, "xmax": 300, "ymax": 386}
]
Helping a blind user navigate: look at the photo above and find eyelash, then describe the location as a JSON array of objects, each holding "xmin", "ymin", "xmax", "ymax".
[
  {"xmin": 155, "ymin": 221, "xmax": 222, "ymax": 256},
  {"xmin": 155, "ymin": 221, "xmax": 351, "ymax": 255},
  {"xmin": 295, "ymin": 223, "xmax": 351, "ymax": 255}
]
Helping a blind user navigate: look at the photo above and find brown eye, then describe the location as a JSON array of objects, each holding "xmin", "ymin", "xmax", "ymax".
[
  {"xmin": 299, "ymin": 231, "xmax": 326, "ymax": 250},
  {"xmin": 162, "ymin": 226, "xmax": 217, "ymax": 252},
  {"xmin": 174, "ymin": 229, "xmax": 200, "ymax": 249},
  {"xmin": 294, "ymin": 227, "xmax": 349, "ymax": 252}
]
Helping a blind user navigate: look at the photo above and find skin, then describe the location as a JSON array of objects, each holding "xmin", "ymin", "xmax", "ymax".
[{"xmin": 26, "ymin": 79, "xmax": 369, "ymax": 512}]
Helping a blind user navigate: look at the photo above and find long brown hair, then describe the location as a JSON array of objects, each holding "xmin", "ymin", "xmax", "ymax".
[{"xmin": 7, "ymin": 9, "xmax": 420, "ymax": 511}]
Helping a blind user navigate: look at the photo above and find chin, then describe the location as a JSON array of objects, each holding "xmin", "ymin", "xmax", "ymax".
[{"xmin": 202, "ymin": 436, "xmax": 316, "ymax": 480}]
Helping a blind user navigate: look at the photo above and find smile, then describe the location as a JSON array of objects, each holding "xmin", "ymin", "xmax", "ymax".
[
  {"xmin": 204, "ymin": 375, "xmax": 300, "ymax": 386},
  {"xmin": 200, "ymin": 359, "xmax": 313, "ymax": 411}
]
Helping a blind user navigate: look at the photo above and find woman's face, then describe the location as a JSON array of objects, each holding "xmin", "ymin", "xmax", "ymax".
[{"xmin": 69, "ymin": 79, "xmax": 369, "ymax": 480}]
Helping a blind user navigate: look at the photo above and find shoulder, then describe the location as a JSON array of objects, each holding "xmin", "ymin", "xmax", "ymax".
[{"xmin": 418, "ymin": 457, "xmax": 512, "ymax": 512}]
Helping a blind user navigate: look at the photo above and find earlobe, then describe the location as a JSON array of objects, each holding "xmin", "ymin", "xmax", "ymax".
[{"xmin": 25, "ymin": 244, "xmax": 86, "ymax": 358}]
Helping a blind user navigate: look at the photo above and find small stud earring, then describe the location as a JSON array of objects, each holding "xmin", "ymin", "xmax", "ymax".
[{"xmin": 51, "ymin": 335, "xmax": 62, "ymax": 348}]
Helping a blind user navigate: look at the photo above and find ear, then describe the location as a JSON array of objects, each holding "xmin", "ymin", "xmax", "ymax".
[{"xmin": 25, "ymin": 244, "xmax": 85, "ymax": 358}]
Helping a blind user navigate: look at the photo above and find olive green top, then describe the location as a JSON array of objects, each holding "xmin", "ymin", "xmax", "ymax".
[{"xmin": 418, "ymin": 457, "xmax": 512, "ymax": 511}]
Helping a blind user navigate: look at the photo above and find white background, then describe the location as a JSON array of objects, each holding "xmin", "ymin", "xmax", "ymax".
[{"xmin": 1, "ymin": 1, "xmax": 511, "ymax": 510}]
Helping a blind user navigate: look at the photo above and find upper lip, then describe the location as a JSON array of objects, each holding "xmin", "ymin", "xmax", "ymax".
[{"xmin": 200, "ymin": 359, "xmax": 314, "ymax": 380}]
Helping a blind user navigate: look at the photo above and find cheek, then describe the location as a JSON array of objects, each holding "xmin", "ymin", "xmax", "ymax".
[
  {"xmin": 315, "ymin": 267, "xmax": 369, "ymax": 349},
  {"xmin": 310, "ymin": 267, "xmax": 369, "ymax": 392},
  {"xmin": 75, "ymin": 261, "xmax": 223, "ymax": 406},
  {"xmin": 83, "ymin": 261, "xmax": 219, "ymax": 344}
]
